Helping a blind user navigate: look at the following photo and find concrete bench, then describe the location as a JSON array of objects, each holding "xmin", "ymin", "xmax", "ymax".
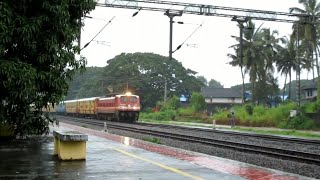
[{"xmin": 53, "ymin": 130, "xmax": 88, "ymax": 160}]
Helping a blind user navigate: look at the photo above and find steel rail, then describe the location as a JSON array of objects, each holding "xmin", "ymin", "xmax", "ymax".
[
  {"xmin": 58, "ymin": 116, "xmax": 320, "ymax": 166},
  {"xmin": 135, "ymin": 122, "xmax": 320, "ymax": 145}
]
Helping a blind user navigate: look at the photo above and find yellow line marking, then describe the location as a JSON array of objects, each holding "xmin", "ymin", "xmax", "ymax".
[{"xmin": 112, "ymin": 147, "xmax": 205, "ymax": 180}]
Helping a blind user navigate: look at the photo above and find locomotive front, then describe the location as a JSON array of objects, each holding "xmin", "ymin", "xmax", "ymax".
[{"xmin": 115, "ymin": 93, "xmax": 140, "ymax": 122}]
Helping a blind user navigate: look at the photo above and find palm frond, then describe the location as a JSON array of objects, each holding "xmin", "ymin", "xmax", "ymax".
[{"xmin": 289, "ymin": 7, "xmax": 307, "ymax": 14}]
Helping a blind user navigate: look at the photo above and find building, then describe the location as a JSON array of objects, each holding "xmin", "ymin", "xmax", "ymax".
[
  {"xmin": 303, "ymin": 82, "xmax": 317, "ymax": 102},
  {"xmin": 201, "ymin": 87, "xmax": 242, "ymax": 115}
]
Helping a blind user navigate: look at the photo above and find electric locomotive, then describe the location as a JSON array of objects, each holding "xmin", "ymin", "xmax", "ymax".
[{"xmin": 45, "ymin": 93, "xmax": 140, "ymax": 123}]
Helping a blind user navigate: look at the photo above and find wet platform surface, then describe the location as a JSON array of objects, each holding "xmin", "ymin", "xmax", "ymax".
[{"xmin": 0, "ymin": 122, "xmax": 315, "ymax": 180}]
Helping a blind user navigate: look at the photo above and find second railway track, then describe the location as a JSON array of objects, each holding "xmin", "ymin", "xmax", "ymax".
[{"xmin": 57, "ymin": 115, "xmax": 320, "ymax": 166}]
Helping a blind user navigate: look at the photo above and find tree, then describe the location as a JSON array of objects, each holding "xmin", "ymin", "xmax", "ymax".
[
  {"xmin": 196, "ymin": 76, "xmax": 207, "ymax": 87},
  {"xmin": 161, "ymin": 95, "xmax": 180, "ymax": 111},
  {"xmin": 208, "ymin": 79, "xmax": 224, "ymax": 88},
  {"xmin": 0, "ymin": 1, "xmax": 96, "ymax": 136},
  {"xmin": 290, "ymin": 0, "xmax": 320, "ymax": 104},
  {"xmin": 66, "ymin": 67, "xmax": 105, "ymax": 100},
  {"xmin": 229, "ymin": 20, "xmax": 280, "ymax": 103},
  {"xmin": 190, "ymin": 92, "xmax": 206, "ymax": 112},
  {"xmin": 254, "ymin": 72, "xmax": 280, "ymax": 106},
  {"xmin": 102, "ymin": 53, "xmax": 203, "ymax": 108},
  {"xmin": 275, "ymin": 36, "xmax": 297, "ymax": 100},
  {"xmin": 290, "ymin": 0, "xmax": 320, "ymax": 77}
]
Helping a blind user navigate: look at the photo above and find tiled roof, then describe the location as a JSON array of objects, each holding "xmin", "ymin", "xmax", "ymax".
[
  {"xmin": 201, "ymin": 88, "xmax": 242, "ymax": 98},
  {"xmin": 303, "ymin": 81, "xmax": 317, "ymax": 90}
]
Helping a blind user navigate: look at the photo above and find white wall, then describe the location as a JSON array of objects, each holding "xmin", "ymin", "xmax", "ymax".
[{"xmin": 205, "ymin": 97, "xmax": 242, "ymax": 104}]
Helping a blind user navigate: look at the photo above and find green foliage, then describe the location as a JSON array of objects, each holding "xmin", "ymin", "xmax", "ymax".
[
  {"xmin": 140, "ymin": 100, "xmax": 319, "ymax": 131},
  {"xmin": 318, "ymin": 78, "xmax": 320, "ymax": 104},
  {"xmin": 140, "ymin": 110, "xmax": 177, "ymax": 121},
  {"xmin": 208, "ymin": 79, "xmax": 224, "ymax": 88},
  {"xmin": 177, "ymin": 107, "xmax": 196, "ymax": 116},
  {"xmin": 143, "ymin": 107, "xmax": 154, "ymax": 113},
  {"xmin": 195, "ymin": 76, "xmax": 223, "ymax": 88},
  {"xmin": 212, "ymin": 102, "xmax": 320, "ymax": 130},
  {"xmin": 66, "ymin": 67, "xmax": 105, "ymax": 100},
  {"xmin": 301, "ymin": 102, "xmax": 317, "ymax": 113},
  {"xmin": 281, "ymin": 114, "xmax": 316, "ymax": 130},
  {"xmin": 174, "ymin": 115, "xmax": 213, "ymax": 123},
  {"xmin": 161, "ymin": 95, "xmax": 180, "ymax": 111},
  {"xmin": 0, "ymin": 1, "xmax": 96, "ymax": 137},
  {"xmin": 212, "ymin": 108, "xmax": 229, "ymax": 120},
  {"xmin": 102, "ymin": 53, "xmax": 203, "ymax": 108},
  {"xmin": 230, "ymin": 127, "xmax": 320, "ymax": 139},
  {"xmin": 142, "ymin": 137, "xmax": 162, "ymax": 144},
  {"xmin": 245, "ymin": 104, "xmax": 253, "ymax": 115},
  {"xmin": 196, "ymin": 76, "xmax": 207, "ymax": 86},
  {"xmin": 190, "ymin": 92, "xmax": 206, "ymax": 112}
]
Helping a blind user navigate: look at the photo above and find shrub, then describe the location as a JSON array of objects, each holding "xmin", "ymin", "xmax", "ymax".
[
  {"xmin": 190, "ymin": 92, "xmax": 206, "ymax": 112},
  {"xmin": 177, "ymin": 107, "xmax": 195, "ymax": 116},
  {"xmin": 284, "ymin": 114, "xmax": 316, "ymax": 130},
  {"xmin": 140, "ymin": 110, "xmax": 177, "ymax": 121},
  {"xmin": 245, "ymin": 104, "xmax": 253, "ymax": 115},
  {"xmin": 144, "ymin": 107, "xmax": 153, "ymax": 113},
  {"xmin": 161, "ymin": 96, "xmax": 180, "ymax": 111},
  {"xmin": 301, "ymin": 102, "xmax": 317, "ymax": 113}
]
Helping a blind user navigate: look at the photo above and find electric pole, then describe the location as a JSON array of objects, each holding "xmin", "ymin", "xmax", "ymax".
[
  {"xmin": 164, "ymin": 10, "xmax": 182, "ymax": 60},
  {"xmin": 232, "ymin": 16, "xmax": 249, "ymax": 104}
]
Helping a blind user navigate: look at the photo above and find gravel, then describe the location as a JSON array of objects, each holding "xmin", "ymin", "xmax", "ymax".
[{"xmin": 132, "ymin": 124, "xmax": 320, "ymax": 154}]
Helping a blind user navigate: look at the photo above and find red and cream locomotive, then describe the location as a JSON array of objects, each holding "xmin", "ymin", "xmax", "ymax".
[{"xmin": 50, "ymin": 92, "xmax": 140, "ymax": 123}]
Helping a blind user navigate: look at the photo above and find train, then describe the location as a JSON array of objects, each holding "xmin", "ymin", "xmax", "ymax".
[{"xmin": 43, "ymin": 93, "xmax": 141, "ymax": 122}]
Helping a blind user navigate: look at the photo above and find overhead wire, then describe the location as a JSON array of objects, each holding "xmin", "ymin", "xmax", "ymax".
[
  {"xmin": 80, "ymin": 16, "xmax": 115, "ymax": 51},
  {"xmin": 173, "ymin": 21, "xmax": 205, "ymax": 53}
]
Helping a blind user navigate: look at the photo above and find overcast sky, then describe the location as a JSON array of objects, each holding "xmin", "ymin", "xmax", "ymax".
[{"xmin": 80, "ymin": 0, "xmax": 308, "ymax": 88}]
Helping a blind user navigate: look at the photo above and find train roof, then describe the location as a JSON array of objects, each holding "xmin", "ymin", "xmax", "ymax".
[
  {"xmin": 63, "ymin": 99, "xmax": 78, "ymax": 103},
  {"xmin": 99, "ymin": 94, "xmax": 139, "ymax": 100},
  {"xmin": 62, "ymin": 95, "xmax": 139, "ymax": 102},
  {"xmin": 64, "ymin": 97, "xmax": 100, "ymax": 103},
  {"xmin": 77, "ymin": 97, "xmax": 100, "ymax": 101},
  {"xmin": 115, "ymin": 94, "xmax": 139, "ymax": 97}
]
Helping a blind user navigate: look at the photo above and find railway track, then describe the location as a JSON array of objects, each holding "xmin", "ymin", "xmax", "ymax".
[
  {"xmin": 135, "ymin": 122, "xmax": 320, "ymax": 146},
  {"xmin": 57, "ymin": 115, "xmax": 320, "ymax": 166}
]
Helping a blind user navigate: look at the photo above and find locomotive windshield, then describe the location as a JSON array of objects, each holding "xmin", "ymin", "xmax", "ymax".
[{"xmin": 120, "ymin": 96, "xmax": 138, "ymax": 103}]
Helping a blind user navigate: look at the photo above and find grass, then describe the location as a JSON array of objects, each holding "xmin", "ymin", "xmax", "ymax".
[
  {"xmin": 227, "ymin": 127, "xmax": 320, "ymax": 139},
  {"xmin": 139, "ymin": 118, "xmax": 320, "ymax": 140},
  {"xmin": 142, "ymin": 137, "xmax": 162, "ymax": 144}
]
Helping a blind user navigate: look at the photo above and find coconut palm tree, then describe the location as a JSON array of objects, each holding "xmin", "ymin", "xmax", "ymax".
[
  {"xmin": 275, "ymin": 36, "xmax": 297, "ymax": 100},
  {"xmin": 228, "ymin": 20, "xmax": 264, "ymax": 103},
  {"xmin": 229, "ymin": 20, "xmax": 281, "ymax": 104},
  {"xmin": 290, "ymin": 0, "xmax": 320, "ymax": 77}
]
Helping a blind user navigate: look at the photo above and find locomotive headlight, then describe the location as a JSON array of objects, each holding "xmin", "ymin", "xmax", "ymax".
[{"xmin": 119, "ymin": 104, "xmax": 127, "ymax": 109}]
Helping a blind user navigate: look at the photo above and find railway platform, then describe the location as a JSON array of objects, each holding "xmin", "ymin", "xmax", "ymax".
[{"xmin": 0, "ymin": 122, "xmax": 315, "ymax": 180}]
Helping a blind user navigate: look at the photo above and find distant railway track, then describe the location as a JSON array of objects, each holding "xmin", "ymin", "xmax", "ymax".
[
  {"xmin": 135, "ymin": 122, "xmax": 320, "ymax": 146},
  {"xmin": 57, "ymin": 115, "xmax": 320, "ymax": 166}
]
